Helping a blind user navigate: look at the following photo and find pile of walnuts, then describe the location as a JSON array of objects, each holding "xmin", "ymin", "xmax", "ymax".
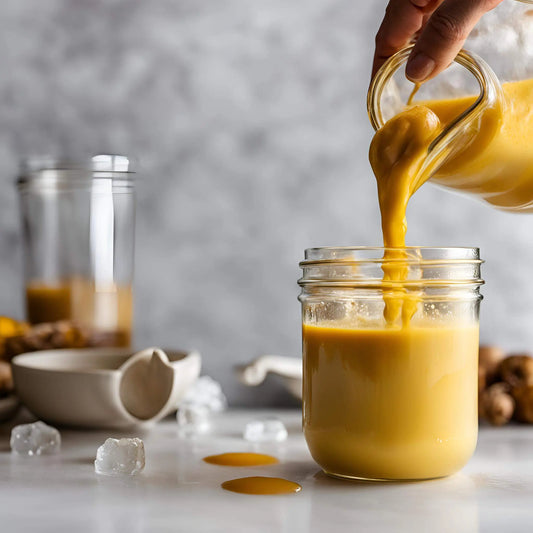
[
  {"xmin": 478, "ymin": 346, "xmax": 533, "ymax": 426},
  {"xmin": 0, "ymin": 317, "xmax": 89, "ymax": 397}
]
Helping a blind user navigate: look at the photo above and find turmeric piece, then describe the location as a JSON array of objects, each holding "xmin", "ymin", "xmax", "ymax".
[{"xmin": 479, "ymin": 383, "xmax": 515, "ymax": 426}]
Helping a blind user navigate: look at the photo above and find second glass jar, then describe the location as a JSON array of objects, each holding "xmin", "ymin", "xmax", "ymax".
[{"xmin": 17, "ymin": 155, "xmax": 135, "ymax": 347}]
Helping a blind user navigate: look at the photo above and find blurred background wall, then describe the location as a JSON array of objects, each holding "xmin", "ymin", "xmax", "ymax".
[{"xmin": 0, "ymin": 0, "xmax": 531, "ymax": 405}]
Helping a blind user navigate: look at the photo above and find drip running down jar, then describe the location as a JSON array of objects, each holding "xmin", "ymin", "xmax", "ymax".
[
  {"xmin": 298, "ymin": 247, "xmax": 483, "ymax": 481},
  {"xmin": 17, "ymin": 155, "xmax": 135, "ymax": 347}
]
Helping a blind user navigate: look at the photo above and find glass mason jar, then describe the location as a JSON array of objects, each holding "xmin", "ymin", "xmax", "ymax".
[
  {"xmin": 368, "ymin": 0, "xmax": 533, "ymax": 211},
  {"xmin": 298, "ymin": 247, "xmax": 483, "ymax": 481},
  {"xmin": 17, "ymin": 155, "xmax": 135, "ymax": 347}
]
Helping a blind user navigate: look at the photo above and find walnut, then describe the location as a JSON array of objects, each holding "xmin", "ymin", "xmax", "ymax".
[
  {"xmin": 4, "ymin": 321, "xmax": 89, "ymax": 360},
  {"xmin": 499, "ymin": 354, "xmax": 533, "ymax": 388},
  {"xmin": 479, "ymin": 383, "xmax": 515, "ymax": 426}
]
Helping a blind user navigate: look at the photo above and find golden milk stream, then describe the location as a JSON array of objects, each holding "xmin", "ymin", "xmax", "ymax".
[{"xmin": 371, "ymin": 77, "xmax": 533, "ymax": 251}]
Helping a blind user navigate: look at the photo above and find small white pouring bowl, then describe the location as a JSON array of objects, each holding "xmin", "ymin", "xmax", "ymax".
[{"xmin": 12, "ymin": 347, "xmax": 201, "ymax": 429}]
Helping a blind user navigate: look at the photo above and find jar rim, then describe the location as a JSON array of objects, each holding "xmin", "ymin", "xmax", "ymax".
[
  {"xmin": 17, "ymin": 154, "xmax": 135, "ymax": 186},
  {"xmin": 299, "ymin": 247, "xmax": 484, "ymax": 289},
  {"xmin": 20, "ymin": 154, "xmax": 133, "ymax": 173},
  {"xmin": 301, "ymin": 246, "xmax": 481, "ymax": 265}
]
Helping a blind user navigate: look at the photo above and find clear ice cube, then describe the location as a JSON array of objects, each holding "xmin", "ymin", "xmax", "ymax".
[
  {"xmin": 10, "ymin": 421, "xmax": 61, "ymax": 456},
  {"xmin": 176, "ymin": 403, "xmax": 211, "ymax": 437},
  {"xmin": 94, "ymin": 437, "xmax": 145, "ymax": 476},
  {"xmin": 182, "ymin": 376, "xmax": 227, "ymax": 412},
  {"xmin": 243, "ymin": 418, "xmax": 288, "ymax": 443}
]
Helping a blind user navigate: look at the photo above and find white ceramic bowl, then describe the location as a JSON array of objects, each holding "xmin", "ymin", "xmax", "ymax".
[{"xmin": 12, "ymin": 347, "xmax": 201, "ymax": 429}]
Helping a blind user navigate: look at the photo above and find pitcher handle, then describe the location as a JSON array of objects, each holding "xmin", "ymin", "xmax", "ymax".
[{"xmin": 367, "ymin": 44, "xmax": 503, "ymax": 180}]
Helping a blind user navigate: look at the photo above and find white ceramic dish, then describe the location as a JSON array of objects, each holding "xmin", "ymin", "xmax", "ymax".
[
  {"xmin": 12, "ymin": 347, "xmax": 201, "ymax": 429},
  {"xmin": 236, "ymin": 355, "xmax": 302, "ymax": 400}
]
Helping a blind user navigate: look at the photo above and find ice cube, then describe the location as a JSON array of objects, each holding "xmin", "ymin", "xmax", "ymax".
[
  {"xmin": 94, "ymin": 437, "xmax": 145, "ymax": 476},
  {"xmin": 182, "ymin": 376, "xmax": 227, "ymax": 412},
  {"xmin": 10, "ymin": 421, "xmax": 61, "ymax": 456},
  {"xmin": 176, "ymin": 403, "xmax": 211, "ymax": 437},
  {"xmin": 243, "ymin": 418, "xmax": 288, "ymax": 443}
]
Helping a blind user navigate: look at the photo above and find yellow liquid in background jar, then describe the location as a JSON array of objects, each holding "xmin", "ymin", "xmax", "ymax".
[
  {"xmin": 301, "ymin": 78, "xmax": 533, "ymax": 480},
  {"xmin": 26, "ymin": 278, "xmax": 132, "ymax": 347}
]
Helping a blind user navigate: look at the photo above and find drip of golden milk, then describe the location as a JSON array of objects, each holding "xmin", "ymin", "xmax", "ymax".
[
  {"xmin": 369, "ymin": 104, "xmax": 441, "ymax": 249},
  {"xmin": 221, "ymin": 477, "xmax": 302, "ymax": 495},
  {"xmin": 203, "ymin": 453, "xmax": 279, "ymax": 467},
  {"xmin": 368, "ymin": 104, "xmax": 440, "ymax": 324}
]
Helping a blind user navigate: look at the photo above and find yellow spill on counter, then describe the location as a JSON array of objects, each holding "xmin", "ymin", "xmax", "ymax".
[
  {"xmin": 203, "ymin": 452, "xmax": 278, "ymax": 467},
  {"xmin": 221, "ymin": 476, "xmax": 302, "ymax": 495},
  {"xmin": 203, "ymin": 453, "xmax": 301, "ymax": 495}
]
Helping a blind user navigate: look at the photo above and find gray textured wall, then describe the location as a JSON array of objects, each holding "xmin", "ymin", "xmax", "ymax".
[{"xmin": 1, "ymin": 0, "xmax": 532, "ymax": 406}]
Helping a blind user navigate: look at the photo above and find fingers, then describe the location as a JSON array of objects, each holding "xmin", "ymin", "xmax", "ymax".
[
  {"xmin": 372, "ymin": 0, "xmax": 444, "ymax": 78},
  {"xmin": 405, "ymin": 0, "xmax": 504, "ymax": 82}
]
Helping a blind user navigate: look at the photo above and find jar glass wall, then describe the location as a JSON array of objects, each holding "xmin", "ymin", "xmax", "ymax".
[
  {"xmin": 17, "ymin": 155, "xmax": 135, "ymax": 347},
  {"xmin": 298, "ymin": 247, "xmax": 483, "ymax": 481}
]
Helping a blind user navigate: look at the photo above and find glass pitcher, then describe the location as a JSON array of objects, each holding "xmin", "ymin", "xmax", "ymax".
[{"xmin": 368, "ymin": 0, "xmax": 533, "ymax": 211}]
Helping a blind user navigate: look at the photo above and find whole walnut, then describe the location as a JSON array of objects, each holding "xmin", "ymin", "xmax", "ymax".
[
  {"xmin": 479, "ymin": 383, "xmax": 515, "ymax": 426},
  {"xmin": 499, "ymin": 354, "xmax": 533, "ymax": 388},
  {"xmin": 4, "ymin": 321, "xmax": 89, "ymax": 360}
]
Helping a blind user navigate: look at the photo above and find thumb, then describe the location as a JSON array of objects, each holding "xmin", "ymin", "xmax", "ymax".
[{"xmin": 406, "ymin": 0, "xmax": 503, "ymax": 82}]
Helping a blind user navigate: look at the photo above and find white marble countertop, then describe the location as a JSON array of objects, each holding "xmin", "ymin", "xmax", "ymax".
[{"xmin": 0, "ymin": 409, "xmax": 532, "ymax": 532}]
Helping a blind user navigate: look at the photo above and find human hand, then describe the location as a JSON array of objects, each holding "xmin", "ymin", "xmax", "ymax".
[{"xmin": 372, "ymin": 0, "xmax": 503, "ymax": 82}]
